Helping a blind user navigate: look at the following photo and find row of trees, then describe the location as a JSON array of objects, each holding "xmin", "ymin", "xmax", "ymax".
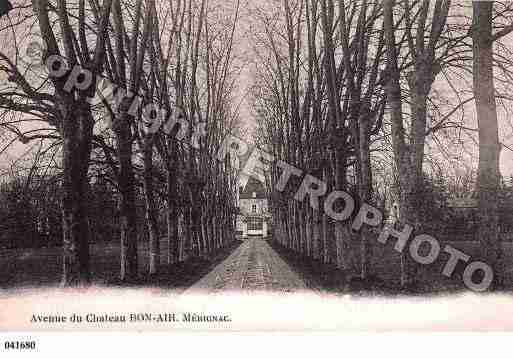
[
  {"xmin": 251, "ymin": 0, "xmax": 513, "ymax": 290},
  {"xmin": 0, "ymin": 0, "xmax": 244, "ymax": 285}
]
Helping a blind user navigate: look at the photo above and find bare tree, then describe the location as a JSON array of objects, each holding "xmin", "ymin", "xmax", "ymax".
[
  {"xmin": 472, "ymin": 1, "xmax": 513, "ymax": 289},
  {"xmin": 9, "ymin": 0, "xmax": 113, "ymax": 285}
]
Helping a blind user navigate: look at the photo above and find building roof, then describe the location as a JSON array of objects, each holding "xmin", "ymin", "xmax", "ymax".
[{"xmin": 239, "ymin": 176, "xmax": 267, "ymax": 199}]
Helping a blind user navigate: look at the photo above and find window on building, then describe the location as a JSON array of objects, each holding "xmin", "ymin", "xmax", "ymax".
[
  {"xmin": 252, "ymin": 204, "xmax": 257, "ymax": 213},
  {"xmin": 247, "ymin": 217, "xmax": 263, "ymax": 231}
]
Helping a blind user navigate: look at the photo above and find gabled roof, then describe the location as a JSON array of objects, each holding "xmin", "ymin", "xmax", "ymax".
[{"xmin": 239, "ymin": 176, "xmax": 267, "ymax": 199}]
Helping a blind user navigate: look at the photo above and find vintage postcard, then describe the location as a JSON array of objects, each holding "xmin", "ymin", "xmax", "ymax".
[{"xmin": 1, "ymin": 0, "xmax": 513, "ymax": 342}]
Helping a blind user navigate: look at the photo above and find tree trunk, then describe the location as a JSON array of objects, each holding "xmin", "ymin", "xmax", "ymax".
[
  {"xmin": 61, "ymin": 107, "xmax": 94, "ymax": 286},
  {"xmin": 143, "ymin": 138, "xmax": 160, "ymax": 275},
  {"xmin": 166, "ymin": 167, "xmax": 179, "ymax": 264},
  {"xmin": 115, "ymin": 108, "xmax": 138, "ymax": 282},
  {"xmin": 384, "ymin": 0, "xmax": 418, "ymax": 288},
  {"xmin": 358, "ymin": 109, "xmax": 373, "ymax": 279},
  {"xmin": 473, "ymin": 1, "xmax": 503, "ymax": 289}
]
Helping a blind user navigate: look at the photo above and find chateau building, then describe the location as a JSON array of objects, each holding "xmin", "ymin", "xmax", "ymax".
[{"xmin": 236, "ymin": 176, "xmax": 270, "ymax": 238}]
